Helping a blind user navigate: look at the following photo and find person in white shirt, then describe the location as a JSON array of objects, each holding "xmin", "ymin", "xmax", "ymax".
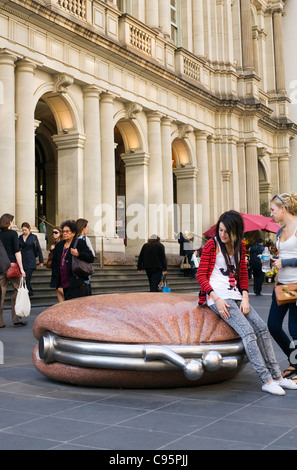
[{"xmin": 269, "ymin": 192, "xmax": 297, "ymax": 383}]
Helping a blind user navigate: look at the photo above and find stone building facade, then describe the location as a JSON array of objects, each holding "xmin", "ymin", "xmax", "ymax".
[{"xmin": 0, "ymin": 0, "xmax": 295, "ymax": 254}]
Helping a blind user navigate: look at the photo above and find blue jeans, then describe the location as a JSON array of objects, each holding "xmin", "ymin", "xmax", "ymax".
[
  {"xmin": 210, "ymin": 299, "xmax": 282, "ymax": 385},
  {"xmin": 268, "ymin": 287, "xmax": 297, "ymax": 368}
]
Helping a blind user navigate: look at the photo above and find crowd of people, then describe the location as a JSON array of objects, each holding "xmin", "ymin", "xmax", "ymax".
[
  {"xmin": 0, "ymin": 216, "xmax": 95, "ymax": 327},
  {"xmin": 1, "ymin": 191, "xmax": 297, "ymax": 396}
]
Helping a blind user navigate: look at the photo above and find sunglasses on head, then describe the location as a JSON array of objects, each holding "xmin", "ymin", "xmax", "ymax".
[{"xmin": 273, "ymin": 194, "xmax": 285, "ymax": 205}]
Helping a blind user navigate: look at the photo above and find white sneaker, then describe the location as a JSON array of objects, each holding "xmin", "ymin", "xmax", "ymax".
[
  {"xmin": 262, "ymin": 382, "xmax": 286, "ymax": 396},
  {"xmin": 276, "ymin": 378, "xmax": 297, "ymax": 390}
]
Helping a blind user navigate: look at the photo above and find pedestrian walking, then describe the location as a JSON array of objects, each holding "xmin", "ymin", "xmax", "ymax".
[
  {"xmin": 19, "ymin": 222, "xmax": 44, "ymax": 297},
  {"xmin": 137, "ymin": 235, "xmax": 167, "ymax": 292},
  {"xmin": 0, "ymin": 213, "xmax": 27, "ymax": 327},
  {"xmin": 268, "ymin": 192, "xmax": 297, "ymax": 382},
  {"xmin": 47, "ymin": 226, "xmax": 64, "ymax": 302},
  {"xmin": 197, "ymin": 210, "xmax": 297, "ymax": 395},
  {"xmin": 249, "ymin": 238, "xmax": 265, "ymax": 295},
  {"xmin": 50, "ymin": 220, "xmax": 95, "ymax": 301},
  {"xmin": 76, "ymin": 218, "xmax": 95, "ymax": 295}
]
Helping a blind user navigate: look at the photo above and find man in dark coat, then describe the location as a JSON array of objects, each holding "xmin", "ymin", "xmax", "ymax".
[
  {"xmin": 249, "ymin": 238, "xmax": 265, "ymax": 296},
  {"xmin": 137, "ymin": 235, "xmax": 167, "ymax": 292}
]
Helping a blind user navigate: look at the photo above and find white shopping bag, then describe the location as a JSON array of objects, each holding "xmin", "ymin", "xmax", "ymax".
[{"xmin": 15, "ymin": 278, "xmax": 31, "ymax": 317}]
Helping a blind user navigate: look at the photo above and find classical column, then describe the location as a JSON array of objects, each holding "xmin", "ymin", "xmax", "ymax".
[
  {"xmin": 273, "ymin": 9, "xmax": 286, "ymax": 94},
  {"xmin": 195, "ymin": 131, "xmax": 210, "ymax": 233},
  {"xmin": 15, "ymin": 59, "xmax": 37, "ymax": 230},
  {"xmin": 145, "ymin": 0, "xmax": 158, "ymax": 30},
  {"xmin": 52, "ymin": 132, "xmax": 86, "ymax": 221},
  {"xmin": 278, "ymin": 155, "xmax": 291, "ymax": 193},
  {"xmin": 173, "ymin": 167, "xmax": 198, "ymax": 239},
  {"xmin": 237, "ymin": 141, "xmax": 247, "ymax": 212},
  {"xmin": 132, "ymin": 0, "xmax": 146, "ymax": 23},
  {"xmin": 0, "ymin": 51, "xmax": 17, "ymax": 217},
  {"xmin": 100, "ymin": 92, "xmax": 116, "ymax": 237},
  {"xmin": 240, "ymin": 0, "xmax": 254, "ymax": 70},
  {"xmin": 147, "ymin": 112, "xmax": 163, "ymax": 236},
  {"xmin": 245, "ymin": 141, "xmax": 260, "ymax": 213},
  {"xmin": 229, "ymin": 137, "xmax": 240, "ymax": 211},
  {"xmin": 158, "ymin": 0, "xmax": 171, "ymax": 37},
  {"xmin": 121, "ymin": 152, "xmax": 150, "ymax": 252},
  {"xmin": 83, "ymin": 85, "xmax": 102, "ymax": 233},
  {"xmin": 207, "ymin": 135, "xmax": 218, "ymax": 225},
  {"xmin": 216, "ymin": 0, "xmax": 225, "ymax": 63},
  {"xmin": 193, "ymin": 0, "xmax": 204, "ymax": 56},
  {"xmin": 161, "ymin": 117, "xmax": 174, "ymax": 240}
]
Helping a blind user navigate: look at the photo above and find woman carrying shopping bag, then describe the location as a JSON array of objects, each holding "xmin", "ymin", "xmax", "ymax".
[{"xmin": 0, "ymin": 213, "xmax": 26, "ymax": 327}]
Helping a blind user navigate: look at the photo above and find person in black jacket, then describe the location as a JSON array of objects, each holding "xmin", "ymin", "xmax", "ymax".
[
  {"xmin": 249, "ymin": 238, "xmax": 265, "ymax": 296},
  {"xmin": 19, "ymin": 222, "xmax": 44, "ymax": 297},
  {"xmin": 137, "ymin": 234, "xmax": 167, "ymax": 292},
  {"xmin": 50, "ymin": 219, "xmax": 94, "ymax": 301},
  {"xmin": 0, "ymin": 213, "xmax": 26, "ymax": 327}
]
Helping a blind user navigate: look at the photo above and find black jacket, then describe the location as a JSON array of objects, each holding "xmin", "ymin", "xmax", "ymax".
[
  {"xmin": 137, "ymin": 241, "xmax": 167, "ymax": 271},
  {"xmin": 50, "ymin": 237, "xmax": 94, "ymax": 289},
  {"xmin": 249, "ymin": 243, "xmax": 264, "ymax": 270},
  {"xmin": 19, "ymin": 233, "xmax": 43, "ymax": 270}
]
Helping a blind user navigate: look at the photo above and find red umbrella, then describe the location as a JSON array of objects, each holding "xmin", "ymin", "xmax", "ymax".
[{"xmin": 203, "ymin": 213, "xmax": 281, "ymax": 237}]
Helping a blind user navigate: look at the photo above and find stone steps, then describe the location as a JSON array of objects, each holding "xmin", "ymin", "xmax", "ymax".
[{"xmin": 4, "ymin": 263, "xmax": 198, "ymax": 309}]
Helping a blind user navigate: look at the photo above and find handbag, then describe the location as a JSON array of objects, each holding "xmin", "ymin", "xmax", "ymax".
[
  {"xmin": 6, "ymin": 262, "xmax": 21, "ymax": 278},
  {"xmin": 0, "ymin": 239, "xmax": 11, "ymax": 274},
  {"xmin": 46, "ymin": 251, "xmax": 53, "ymax": 269},
  {"xmin": 158, "ymin": 274, "xmax": 166, "ymax": 292},
  {"xmin": 15, "ymin": 278, "xmax": 31, "ymax": 317},
  {"xmin": 158, "ymin": 274, "xmax": 171, "ymax": 293},
  {"xmin": 71, "ymin": 239, "xmax": 95, "ymax": 279},
  {"xmin": 180, "ymin": 256, "xmax": 191, "ymax": 270},
  {"xmin": 275, "ymin": 283, "xmax": 297, "ymax": 306}
]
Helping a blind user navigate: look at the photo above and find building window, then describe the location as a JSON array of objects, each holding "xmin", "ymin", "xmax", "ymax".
[{"xmin": 170, "ymin": 0, "xmax": 180, "ymax": 45}]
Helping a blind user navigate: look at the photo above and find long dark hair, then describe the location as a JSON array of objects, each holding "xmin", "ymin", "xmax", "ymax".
[{"xmin": 215, "ymin": 210, "xmax": 244, "ymax": 278}]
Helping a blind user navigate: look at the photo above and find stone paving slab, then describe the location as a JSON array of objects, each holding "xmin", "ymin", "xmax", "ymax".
[{"xmin": 0, "ymin": 285, "xmax": 296, "ymax": 452}]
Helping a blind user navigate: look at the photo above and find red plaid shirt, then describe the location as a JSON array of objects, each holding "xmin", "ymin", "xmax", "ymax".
[{"xmin": 197, "ymin": 238, "xmax": 249, "ymax": 305}]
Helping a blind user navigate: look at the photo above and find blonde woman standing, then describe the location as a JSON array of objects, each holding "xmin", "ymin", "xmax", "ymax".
[{"xmin": 269, "ymin": 193, "xmax": 297, "ymax": 382}]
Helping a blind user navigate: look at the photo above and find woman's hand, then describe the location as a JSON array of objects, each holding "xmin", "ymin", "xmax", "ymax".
[
  {"xmin": 70, "ymin": 248, "xmax": 79, "ymax": 257},
  {"xmin": 272, "ymin": 257, "xmax": 282, "ymax": 270},
  {"xmin": 214, "ymin": 298, "xmax": 230, "ymax": 319},
  {"xmin": 240, "ymin": 295, "xmax": 250, "ymax": 315}
]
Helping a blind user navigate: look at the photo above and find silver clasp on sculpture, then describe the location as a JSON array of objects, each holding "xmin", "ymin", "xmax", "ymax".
[{"xmin": 39, "ymin": 332, "xmax": 246, "ymax": 381}]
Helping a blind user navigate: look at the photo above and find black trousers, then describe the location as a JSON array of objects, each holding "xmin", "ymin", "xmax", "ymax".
[
  {"xmin": 25, "ymin": 268, "xmax": 34, "ymax": 297},
  {"xmin": 145, "ymin": 267, "xmax": 163, "ymax": 292},
  {"xmin": 63, "ymin": 284, "xmax": 88, "ymax": 300},
  {"xmin": 252, "ymin": 267, "xmax": 264, "ymax": 295}
]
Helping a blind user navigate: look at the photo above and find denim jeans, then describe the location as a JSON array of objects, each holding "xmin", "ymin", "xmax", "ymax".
[
  {"xmin": 268, "ymin": 287, "xmax": 297, "ymax": 368},
  {"xmin": 210, "ymin": 299, "xmax": 282, "ymax": 385}
]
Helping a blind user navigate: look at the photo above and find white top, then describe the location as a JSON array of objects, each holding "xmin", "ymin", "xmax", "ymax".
[
  {"xmin": 277, "ymin": 228, "xmax": 297, "ymax": 284},
  {"xmin": 206, "ymin": 242, "xmax": 242, "ymax": 306}
]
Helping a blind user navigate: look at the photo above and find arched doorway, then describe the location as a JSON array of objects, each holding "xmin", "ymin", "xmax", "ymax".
[
  {"xmin": 34, "ymin": 98, "xmax": 57, "ymax": 230},
  {"xmin": 114, "ymin": 126, "xmax": 126, "ymax": 244}
]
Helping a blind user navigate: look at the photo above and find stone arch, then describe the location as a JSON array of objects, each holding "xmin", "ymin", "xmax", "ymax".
[
  {"xmin": 258, "ymin": 152, "xmax": 272, "ymax": 214},
  {"xmin": 172, "ymin": 136, "xmax": 193, "ymax": 167}
]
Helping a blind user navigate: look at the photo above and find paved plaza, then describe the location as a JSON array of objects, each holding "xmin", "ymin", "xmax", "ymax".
[{"xmin": 0, "ymin": 284, "xmax": 297, "ymax": 451}]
